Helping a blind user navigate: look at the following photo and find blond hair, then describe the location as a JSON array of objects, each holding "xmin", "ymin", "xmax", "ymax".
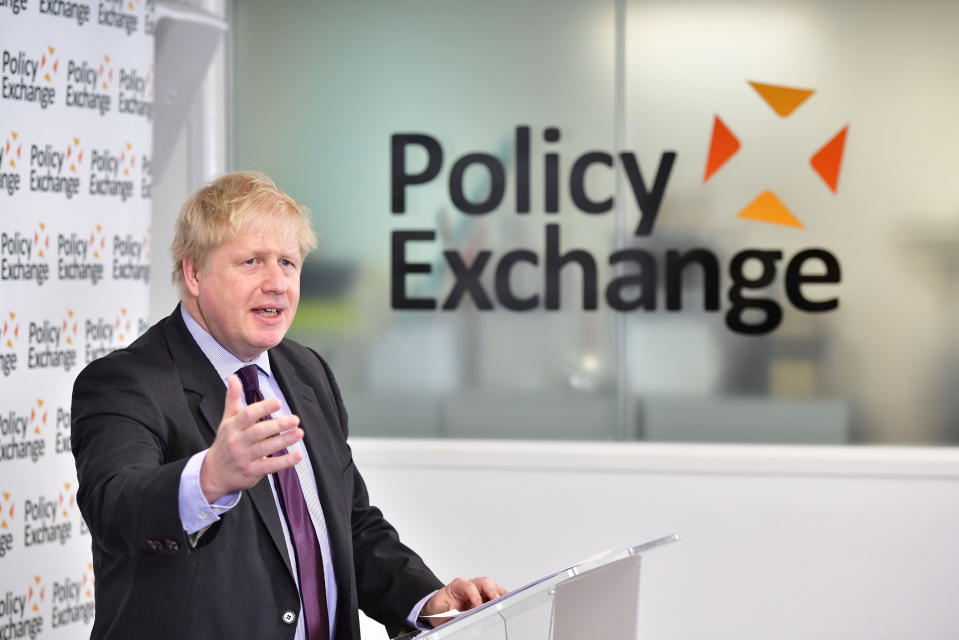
[{"xmin": 170, "ymin": 171, "xmax": 318, "ymax": 291}]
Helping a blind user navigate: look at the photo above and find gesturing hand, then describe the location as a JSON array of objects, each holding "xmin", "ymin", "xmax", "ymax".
[
  {"xmin": 421, "ymin": 577, "xmax": 508, "ymax": 627},
  {"xmin": 200, "ymin": 374, "xmax": 304, "ymax": 502}
]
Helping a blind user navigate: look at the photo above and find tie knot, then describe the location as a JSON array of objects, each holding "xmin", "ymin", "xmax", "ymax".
[{"xmin": 235, "ymin": 364, "xmax": 261, "ymax": 396}]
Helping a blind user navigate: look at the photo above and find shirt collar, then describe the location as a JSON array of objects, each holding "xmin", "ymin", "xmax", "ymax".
[{"xmin": 180, "ymin": 305, "xmax": 273, "ymax": 382}]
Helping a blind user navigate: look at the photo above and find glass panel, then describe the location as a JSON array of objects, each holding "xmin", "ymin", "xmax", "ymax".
[
  {"xmin": 233, "ymin": 0, "xmax": 959, "ymax": 444},
  {"xmin": 233, "ymin": 0, "xmax": 619, "ymax": 439},
  {"xmin": 625, "ymin": 0, "xmax": 959, "ymax": 444}
]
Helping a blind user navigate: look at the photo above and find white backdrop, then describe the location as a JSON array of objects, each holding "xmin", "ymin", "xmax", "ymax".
[{"xmin": 0, "ymin": 2, "xmax": 153, "ymax": 637}]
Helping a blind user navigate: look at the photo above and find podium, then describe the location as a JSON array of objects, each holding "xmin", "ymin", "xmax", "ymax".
[{"xmin": 410, "ymin": 534, "xmax": 679, "ymax": 640}]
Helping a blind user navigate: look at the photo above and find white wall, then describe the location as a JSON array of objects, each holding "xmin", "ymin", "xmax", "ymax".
[{"xmin": 352, "ymin": 440, "xmax": 959, "ymax": 639}]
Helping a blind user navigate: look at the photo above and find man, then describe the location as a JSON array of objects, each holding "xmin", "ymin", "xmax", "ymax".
[{"xmin": 72, "ymin": 171, "xmax": 504, "ymax": 640}]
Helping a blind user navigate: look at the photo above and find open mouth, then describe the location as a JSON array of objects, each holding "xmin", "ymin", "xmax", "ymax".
[{"xmin": 253, "ymin": 308, "xmax": 281, "ymax": 318}]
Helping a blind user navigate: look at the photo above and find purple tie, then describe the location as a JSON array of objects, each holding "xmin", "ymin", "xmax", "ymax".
[{"xmin": 236, "ymin": 365, "xmax": 330, "ymax": 640}]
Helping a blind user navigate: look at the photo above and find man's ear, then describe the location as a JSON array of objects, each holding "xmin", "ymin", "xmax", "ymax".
[{"xmin": 182, "ymin": 257, "xmax": 202, "ymax": 298}]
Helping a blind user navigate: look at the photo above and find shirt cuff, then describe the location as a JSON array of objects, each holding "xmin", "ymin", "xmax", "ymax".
[
  {"xmin": 178, "ymin": 449, "xmax": 241, "ymax": 535},
  {"xmin": 407, "ymin": 590, "xmax": 439, "ymax": 631}
]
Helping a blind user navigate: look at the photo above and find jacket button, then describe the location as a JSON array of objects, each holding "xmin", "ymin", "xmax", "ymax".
[{"xmin": 282, "ymin": 611, "xmax": 296, "ymax": 625}]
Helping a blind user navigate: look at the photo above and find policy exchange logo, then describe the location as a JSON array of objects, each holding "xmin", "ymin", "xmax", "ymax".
[
  {"xmin": 50, "ymin": 563, "xmax": 96, "ymax": 629},
  {"xmin": 703, "ymin": 80, "xmax": 849, "ymax": 228},
  {"xmin": 0, "ymin": 131, "xmax": 22, "ymax": 197},
  {"xmin": 2, "ymin": 312, "xmax": 20, "ymax": 349},
  {"xmin": 30, "ymin": 398, "xmax": 47, "ymax": 437},
  {"xmin": 0, "ymin": 492, "xmax": 13, "ymax": 532},
  {"xmin": 58, "ymin": 482, "xmax": 77, "ymax": 520},
  {"xmin": 39, "ymin": 47, "xmax": 59, "ymax": 84},
  {"xmin": 0, "ymin": 311, "xmax": 20, "ymax": 377},
  {"xmin": 2, "ymin": 131, "xmax": 21, "ymax": 170},
  {"xmin": 27, "ymin": 577, "xmax": 45, "ymax": 614},
  {"xmin": 66, "ymin": 137, "xmax": 85, "ymax": 174},
  {"xmin": 116, "ymin": 307, "xmax": 132, "ymax": 343},
  {"xmin": 0, "ymin": 491, "xmax": 13, "ymax": 559},
  {"xmin": 98, "ymin": 55, "xmax": 114, "ymax": 91},
  {"xmin": 35, "ymin": 222, "xmax": 50, "ymax": 259},
  {"xmin": 61, "ymin": 309, "xmax": 79, "ymax": 346}
]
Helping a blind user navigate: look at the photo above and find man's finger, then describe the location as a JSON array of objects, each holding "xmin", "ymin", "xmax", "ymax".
[
  {"xmin": 450, "ymin": 578, "xmax": 483, "ymax": 609},
  {"xmin": 243, "ymin": 414, "xmax": 300, "ymax": 445},
  {"xmin": 255, "ymin": 427, "xmax": 304, "ymax": 459},
  {"xmin": 232, "ymin": 397, "xmax": 282, "ymax": 430},
  {"xmin": 473, "ymin": 577, "xmax": 505, "ymax": 602},
  {"xmin": 223, "ymin": 374, "xmax": 245, "ymax": 418},
  {"xmin": 255, "ymin": 450, "xmax": 303, "ymax": 475}
]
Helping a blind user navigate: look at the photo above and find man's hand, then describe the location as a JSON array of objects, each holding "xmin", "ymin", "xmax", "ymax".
[
  {"xmin": 421, "ymin": 577, "xmax": 508, "ymax": 627},
  {"xmin": 200, "ymin": 374, "xmax": 304, "ymax": 502}
]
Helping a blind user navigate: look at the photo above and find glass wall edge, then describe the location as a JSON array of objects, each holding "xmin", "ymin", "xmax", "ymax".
[{"xmin": 350, "ymin": 438, "xmax": 959, "ymax": 479}]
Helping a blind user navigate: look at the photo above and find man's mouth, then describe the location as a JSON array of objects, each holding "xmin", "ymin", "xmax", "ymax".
[{"xmin": 253, "ymin": 308, "xmax": 281, "ymax": 318}]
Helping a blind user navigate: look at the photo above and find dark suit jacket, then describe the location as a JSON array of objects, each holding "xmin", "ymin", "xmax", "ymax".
[{"xmin": 72, "ymin": 307, "xmax": 442, "ymax": 640}]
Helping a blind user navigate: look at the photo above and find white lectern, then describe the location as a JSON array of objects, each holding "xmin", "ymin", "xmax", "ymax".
[{"xmin": 408, "ymin": 534, "xmax": 679, "ymax": 640}]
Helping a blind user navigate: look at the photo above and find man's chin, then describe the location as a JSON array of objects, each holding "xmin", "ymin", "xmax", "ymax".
[{"xmin": 252, "ymin": 328, "xmax": 289, "ymax": 351}]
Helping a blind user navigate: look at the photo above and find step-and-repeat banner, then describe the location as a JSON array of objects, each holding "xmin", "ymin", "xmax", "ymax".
[{"xmin": 0, "ymin": 2, "xmax": 154, "ymax": 637}]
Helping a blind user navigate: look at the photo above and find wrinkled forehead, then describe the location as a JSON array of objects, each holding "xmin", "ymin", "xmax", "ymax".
[{"xmin": 231, "ymin": 206, "xmax": 307, "ymax": 255}]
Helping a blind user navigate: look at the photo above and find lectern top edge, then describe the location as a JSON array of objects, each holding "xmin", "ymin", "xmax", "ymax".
[
  {"xmin": 628, "ymin": 532, "xmax": 681, "ymax": 556},
  {"xmin": 406, "ymin": 533, "xmax": 680, "ymax": 640}
]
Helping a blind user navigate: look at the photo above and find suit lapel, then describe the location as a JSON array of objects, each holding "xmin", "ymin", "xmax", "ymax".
[
  {"xmin": 270, "ymin": 347, "xmax": 355, "ymax": 630},
  {"xmin": 163, "ymin": 307, "xmax": 295, "ymax": 577},
  {"xmin": 243, "ymin": 477, "xmax": 295, "ymax": 577},
  {"xmin": 162, "ymin": 307, "xmax": 224, "ymax": 445}
]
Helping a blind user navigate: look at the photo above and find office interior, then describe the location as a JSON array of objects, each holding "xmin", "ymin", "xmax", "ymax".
[{"xmin": 150, "ymin": 1, "xmax": 959, "ymax": 638}]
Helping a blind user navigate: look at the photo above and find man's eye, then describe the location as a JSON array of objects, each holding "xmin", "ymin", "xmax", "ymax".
[
  {"xmin": 243, "ymin": 258, "xmax": 256, "ymax": 265},
  {"xmin": 280, "ymin": 259, "xmax": 295, "ymax": 268}
]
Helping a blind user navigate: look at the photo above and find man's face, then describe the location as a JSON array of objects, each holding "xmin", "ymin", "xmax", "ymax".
[{"xmin": 184, "ymin": 226, "xmax": 302, "ymax": 362}]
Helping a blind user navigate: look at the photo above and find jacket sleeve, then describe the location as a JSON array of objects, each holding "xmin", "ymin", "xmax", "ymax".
[{"xmin": 71, "ymin": 353, "xmax": 193, "ymax": 557}]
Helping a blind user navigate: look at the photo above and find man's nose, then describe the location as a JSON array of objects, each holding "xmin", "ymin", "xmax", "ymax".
[{"xmin": 261, "ymin": 262, "xmax": 287, "ymax": 293}]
